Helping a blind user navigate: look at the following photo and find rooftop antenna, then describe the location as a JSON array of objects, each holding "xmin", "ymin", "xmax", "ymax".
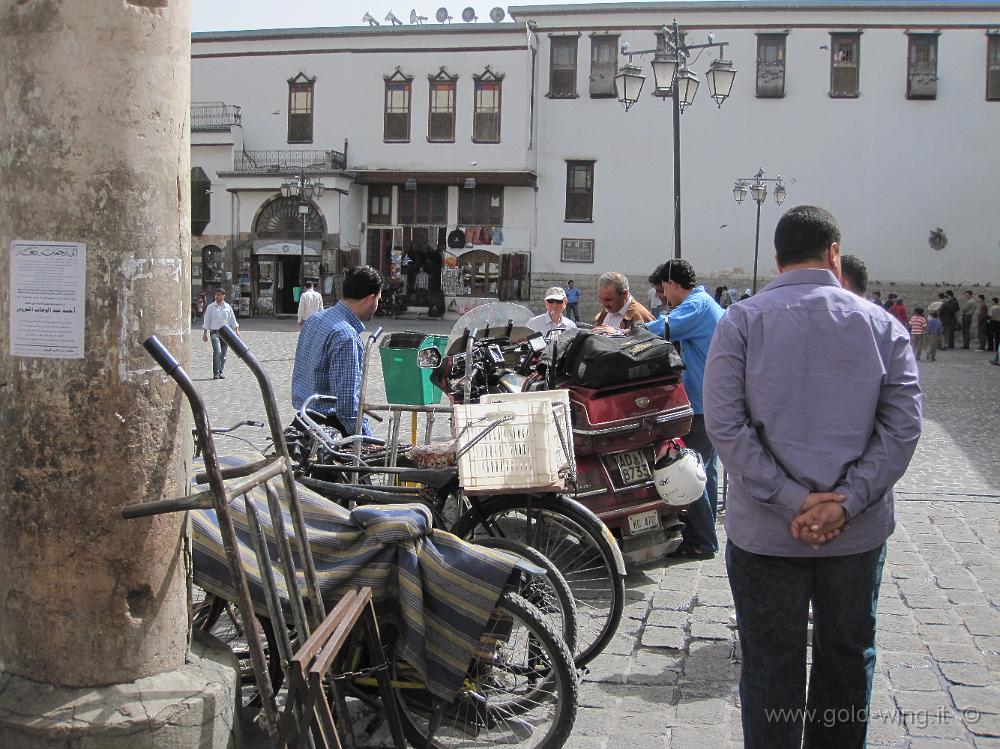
[
  {"xmin": 385, "ymin": 9, "xmax": 403, "ymax": 25},
  {"xmin": 436, "ymin": 7, "xmax": 453, "ymax": 23},
  {"xmin": 489, "ymin": 6, "xmax": 505, "ymax": 23},
  {"xmin": 410, "ymin": 9, "xmax": 429, "ymax": 24},
  {"xmin": 461, "ymin": 6, "xmax": 477, "ymax": 22},
  {"xmin": 362, "ymin": 10, "xmax": 380, "ymax": 26}
]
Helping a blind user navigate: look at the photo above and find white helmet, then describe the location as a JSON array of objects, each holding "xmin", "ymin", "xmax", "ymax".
[{"xmin": 653, "ymin": 443, "xmax": 706, "ymax": 507}]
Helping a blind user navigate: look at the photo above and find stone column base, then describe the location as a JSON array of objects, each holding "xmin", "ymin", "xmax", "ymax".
[{"xmin": 0, "ymin": 630, "xmax": 238, "ymax": 749}]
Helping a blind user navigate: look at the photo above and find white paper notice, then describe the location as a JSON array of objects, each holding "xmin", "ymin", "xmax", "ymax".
[{"xmin": 10, "ymin": 241, "xmax": 87, "ymax": 359}]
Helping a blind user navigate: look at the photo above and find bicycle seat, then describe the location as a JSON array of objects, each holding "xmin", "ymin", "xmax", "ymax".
[{"xmin": 397, "ymin": 467, "xmax": 458, "ymax": 491}]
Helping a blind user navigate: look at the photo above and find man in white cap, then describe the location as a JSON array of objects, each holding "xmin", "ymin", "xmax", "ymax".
[{"xmin": 527, "ymin": 287, "xmax": 578, "ymax": 335}]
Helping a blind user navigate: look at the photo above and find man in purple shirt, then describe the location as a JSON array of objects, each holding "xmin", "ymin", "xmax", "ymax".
[{"xmin": 703, "ymin": 205, "xmax": 922, "ymax": 748}]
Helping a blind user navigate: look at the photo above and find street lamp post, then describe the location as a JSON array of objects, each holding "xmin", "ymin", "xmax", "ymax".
[
  {"xmin": 614, "ymin": 20, "xmax": 737, "ymax": 259},
  {"xmin": 732, "ymin": 169, "xmax": 787, "ymax": 294},
  {"xmin": 280, "ymin": 168, "xmax": 325, "ymax": 289}
]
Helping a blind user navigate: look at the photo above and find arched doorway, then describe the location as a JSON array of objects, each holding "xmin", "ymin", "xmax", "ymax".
[{"xmin": 253, "ymin": 196, "xmax": 326, "ymax": 314}]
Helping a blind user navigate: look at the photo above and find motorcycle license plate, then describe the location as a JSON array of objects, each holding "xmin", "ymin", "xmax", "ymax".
[
  {"xmin": 615, "ymin": 450, "xmax": 652, "ymax": 485},
  {"xmin": 628, "ymin": 510, "xmax": 661, "ymax": 535}
]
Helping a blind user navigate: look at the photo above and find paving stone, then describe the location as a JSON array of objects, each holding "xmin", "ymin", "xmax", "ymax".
[
  {"xmin": 628, "ymin": 650, "xmax": 683, "ymax": 686},
  {"xmin": 939, "ymin": 661, "xmax": 997, "ymax": 687},
  {"xmin": 641, "ymin": 626, "xmax": 687, "ymax": 650},
  {"xmin": 878, "ymin": 613, "xmax": 920, "ymax": 634},
  {"xmin": 928, "ymin": 642, "xmax": 987, "ymax": 665},
  {"xmin": 887, "ymin": 664, "xmax": 943, "ymax": 691},
  {"xmin": 652, "ymin": 591, "xmax": 696, "ymax": 611},
  {"xmin": 907, "ymin": 740, "xmax": 975, "ymax": 749},
  {"xmin": 936, "ymin": 571, "xmax": 981, "ymax": 590},
  {"xmin": 689, "ymin": 622, "xmax": 733, "ymax": 641},
  {"xmin": 913, "ymin": 608, "xmax": 963, "ymax": 626},
  {"xmin": 623, "ymin": 599, "xmax": 652, "ymax": 621},
  {"xmin": 968, "ymin": 712, "xmax": 1000, "ymax": 738},
  {"xmin": 902, "ymin": 594, "xmax": 951, "ymax": 610},
  {"xmin": 974, "ymin": 636, "xmax": 1000, "ymax": 655},
  {"xmin": 948, "ymin": 590, "xmax": 994, "ymax": 606},
  {"xmin": 950, "ymin": 685, "xmax": 1000, "ymax": 715},
  {"xmin": 645, "ymin": 609, "xmax": 690, "ymax": 629},
  {"xmin": 918, "ymin": 623, "xmax": 976, "ymax": 644},
  {"xmin": 668, "ymin": 724, "xmax": 729, "ymax": 747},
  {"xmin": 581, "ymin": 654, "xmax": 631, "ymax": 684},
  {"xmin": 878, "ymin": 631, "xmax": 930, "ymax": 653},
  {"xmin": 674, "ymin": 696, "xmax": 728, "ymax": 725},
  {"xmin": 695, "ymin": 589, "xmax": 733, "ymax": 607},
  {"xmin": 687, "ymin": 605, "xmax": 732, "ymax": 625},
  {"xmin": 577, "ymin": 682, "xmax": 622, "ymax": 709}
]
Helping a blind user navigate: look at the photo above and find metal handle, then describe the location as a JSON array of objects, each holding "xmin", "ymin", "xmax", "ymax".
[
  {"xmin": 217, "ymin": 324, "xmax": 247, "ymax": 355},
  {"xmin": 142, "ymin": 336, "xmax": 181, "ymax": 376}
]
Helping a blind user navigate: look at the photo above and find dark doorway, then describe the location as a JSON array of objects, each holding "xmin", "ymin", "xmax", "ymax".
[{"xmin": 276, "ymin": 255, "xmax": 301, "ymax": 314}]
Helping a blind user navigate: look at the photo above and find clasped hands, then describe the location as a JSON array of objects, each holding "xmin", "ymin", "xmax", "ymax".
[{"xmin": 789, "ymin": 492, "xmax": 848, "ymax": 550}]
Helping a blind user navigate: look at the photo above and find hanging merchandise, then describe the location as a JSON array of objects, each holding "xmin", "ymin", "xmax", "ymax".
[
  {"xmin": 492, "ymin": 227, "xmax": 504, "ymax": 246},
  {"xmin": 480, "ymin": 226, "xmax": 492, "ymax": 246},
  {"xmin": 447, "ymin": 227, "xmax": 466, "ymax": 249}
]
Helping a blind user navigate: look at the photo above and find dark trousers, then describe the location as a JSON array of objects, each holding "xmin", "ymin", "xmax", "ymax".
[
  {"xmin": 679, "ymin": 415, "xmax": 719, "ymax": 553},
  {"xmin": 566, "ymin": 302, "xmax": 579, "ymax": 322},
  {"xmin": 961, "ymin": 314, "xmax": 973, "ymax": 349},
  {"xmin": 943, "ymin": 319, "xmax": 956, "ymax": 348},
  {"xmin": 728, "ymin": 541, "xmax": 887, "ymax": 749},
  {"xmin": 988, "ymin": 320, "xmax": 1000, "ymax": 356},
  {"xmin": 210, "ymin": 331, "xmax": 228, "ymax": 375}
]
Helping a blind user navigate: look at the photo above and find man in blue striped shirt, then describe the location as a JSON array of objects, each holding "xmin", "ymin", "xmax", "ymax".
[{"xmin": 292, "ymin": 266, "xmax": 382, "ymax": 435}]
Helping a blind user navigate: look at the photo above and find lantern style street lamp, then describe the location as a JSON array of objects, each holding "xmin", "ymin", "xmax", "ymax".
[
  {"xmin": 615, "ymin": 20, "xmax": 736, "ymax": 259},
  {"xmin": 732, "ymin": 168, "xmax": 787, "ymax": 294},
  {"xmin": 280, "ymin": 169, "xmax": 325, "ymax": 289}
]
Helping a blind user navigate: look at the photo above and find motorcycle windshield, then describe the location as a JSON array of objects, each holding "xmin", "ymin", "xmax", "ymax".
[{"xmin": 446, "ymin": 302, "xmax": 534, "ymax": 355}]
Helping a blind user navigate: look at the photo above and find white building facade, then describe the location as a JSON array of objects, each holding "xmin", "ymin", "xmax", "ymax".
[{"xmin": 190, "ymin": 1, "xmax": 1000, "ymax": 316}]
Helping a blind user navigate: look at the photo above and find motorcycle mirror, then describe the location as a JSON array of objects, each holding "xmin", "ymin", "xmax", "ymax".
[
  {"xmin": 526, "ymin": 333, "xmax": 546, "ymax": 352},
  {"xmin": 504, "ymin": 318, "xmax": 514, "ymax": 337},
  {"xmin": 416, "ymin": 346, "xmax": 442, "ymax": 369}
]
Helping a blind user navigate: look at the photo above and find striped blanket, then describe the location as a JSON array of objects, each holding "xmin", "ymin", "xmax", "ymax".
[{"xmin": 190, "ymin": 459, "xmax": 524, "ymax": 700}]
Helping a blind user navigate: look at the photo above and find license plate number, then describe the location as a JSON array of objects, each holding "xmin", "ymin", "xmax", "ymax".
[
  {"xmin": 628, "ymin": 510, "xmax": 660, "ymax": 535},
  {"xmin": 615, "ymin": 450, "xmax": 652, "ymax": 485}
]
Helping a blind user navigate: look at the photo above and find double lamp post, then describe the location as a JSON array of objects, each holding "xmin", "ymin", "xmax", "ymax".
[
  {"xmin": 733, "ymin": 169, "xmax": 787, "ymax": 294},
  {"xmin": 280, "ymin": 169, "xmax": 325, "ymax": 289},
  {"xmin": 614, "ymin": 20, "xmax": 737, "ymax": 260}
]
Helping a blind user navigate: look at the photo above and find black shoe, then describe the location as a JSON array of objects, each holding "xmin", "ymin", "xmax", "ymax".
[
  {"xmin": 218, "ymin": 373, "xmax": 225, "ymax": 379},
  {"xmin": 213, "ymin": 373, "xmax": 220, "ymax": 379},
  {"xmin": 667, "ymin": 542, "xmax": 716, "ymax": 560}
]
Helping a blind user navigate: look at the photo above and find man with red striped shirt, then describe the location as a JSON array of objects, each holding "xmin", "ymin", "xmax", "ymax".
[{"xmin": 908, "ymin": 307, "xmax": 927, "ymax": 360}]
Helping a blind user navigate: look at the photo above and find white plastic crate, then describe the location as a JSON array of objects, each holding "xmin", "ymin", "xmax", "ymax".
[
  {"xmin": 452, "ymin": 398, "xmax": 566, "ymax": 494},
  {"xmin": 481, "ymin": 390, "xmax": 575, "ymax": 478}
]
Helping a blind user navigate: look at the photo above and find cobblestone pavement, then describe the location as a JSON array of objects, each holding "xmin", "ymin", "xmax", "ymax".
[{"xmin": 187, "ymin": 317, "xmax": 1000, "ymax": 748}]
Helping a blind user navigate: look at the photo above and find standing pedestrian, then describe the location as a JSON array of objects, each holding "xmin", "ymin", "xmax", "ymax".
[
  {"xmin": 869, "ymin": 290, "xmax": 883, "ymax": 306},
  {"xmin": 839, "ymin": 254, "xmax": 868, "ymax": 296},
  {"xmin": 564, "ymin": 280, "xmax": 580, "ymax": 322},
  {"xmin": 888, "ymin": 297, "xmax": 908, "ymax": 327},
  {"xmin": 961, "ymin": 290, "xmax": 976, "ymax": 349},
  {"xmin": 988, "ymin": 297, "xmax": 1000, "ymax": 359},
  {"xmin": 593, "ymin": 272, "xmax": 654, "ymax": 331},
  {"xmin": 297, "ymin": 280, "xmax": 324, "ymax": 328},
  {"xmin": 292, "ymin": 266, "xmax": 383, "ymax": 435},
  {"xmin": 924, "ymin": 311, "xmax": 943, "ymax": 361},
  {"xmin": 704, "ymin": 205, "xmax": 922, "ymax": 749},
  {"xmin": 647, "ymin": 258, "xmax": 725, "ymax": 560},
  {"xmin": 526, "ymin": 287, "xmax": 577, "ymax": 335},
  {"xmin": 648, "ymin": 283, "xmax": 662, "ymax": 317},
  {"xmin": 202, "ymin": 288, "xmax": 240, "ymax": 379},
  {"xmin": 975, "ymin": 294, "xmax": 989, "ymax": 351},
  {"xmin": 908, "ymin": 307, "xmax": 927, "ymax": 360},
  {"xmin": 720, "ymin": 286, "xmax": 734, "ymax": 308},
  {"xmin": 941, "ymin": 290, "xmax": 960, "ymax": 349}
]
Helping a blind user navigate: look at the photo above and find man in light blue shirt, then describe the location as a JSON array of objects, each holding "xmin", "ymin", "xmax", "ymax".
[
  {"xmin": 202, "ymin": 288, "xmax": 240, "ymax": 378},
  {"xmin": 703, "ymin": 205, "xmax": 922, "ymax": 748},
  {"xmin": 646, "ymin": 259, "xmax": 725, "ymax": 559},
  {"xmin": 292, "ymin": 267, "xmax": 382, "ymax": 435}
]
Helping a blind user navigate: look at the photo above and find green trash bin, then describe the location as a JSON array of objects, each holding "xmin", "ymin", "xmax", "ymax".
[
  {"xmin": 379, "ymin": 332, "xmax": 449, "ymax": 406},
  {"xmin": 292, "ymin": 286, "xmax": 302, "ymax": 303}
]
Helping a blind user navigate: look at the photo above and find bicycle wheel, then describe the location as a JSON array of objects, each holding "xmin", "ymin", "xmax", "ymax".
[
  {"xmin": 472, "ymin": 536, "xmax": 578, "ymax": 656},
  {"xmin": 390, "ymin": 591, "xmax": 578, "ymax": 749},
  {"xmin": 192, "ymin": 587, "xmax": 282, "ymax": 708},
  {"xmin": 452, "ymin": 494, "xmax": 625, "ymax": 668}
]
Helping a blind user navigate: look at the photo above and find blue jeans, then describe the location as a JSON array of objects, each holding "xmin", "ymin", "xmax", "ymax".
[
  {"xmin": 210, "ymin": 331, "xmax": 228, "ymax": 376},
  {"xmin": 727, "ymin": 541, "xmax": 887, "ymax": 749},
  {"xmin": 680, "ymin": 415, "xmax": 719, "ymax": 552}
]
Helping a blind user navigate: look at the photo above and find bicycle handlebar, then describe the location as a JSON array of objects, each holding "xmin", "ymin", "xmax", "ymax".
[{"xmin": 143, "ymin": 336, "xmax": 181, "ymax": 376}]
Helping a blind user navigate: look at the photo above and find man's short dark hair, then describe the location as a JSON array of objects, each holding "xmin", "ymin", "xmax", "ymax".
[
  {"xmin": 343, "ymin": 266, "xmax": 383, "ymax": 300},
  {"xmin": 840, "ymin": 254, "xmax": 868, "ymax": 294},
  {"xmin": 649, "ymin": 258, "xmax": 697, "ymax": 290},
  {"xmin": 915, "ymin": 307, "xmax": 924, "ymax": 315},
  {"xmin": 946, "ymin": 290, "xmax": 955, "ymax": 298},
  {"xmin": 773, "ymin": 205, "xmax": 841, "ymax": 267},
  {"xmin": 304, "ymin": 281, "xmax": 314, "ymax": 289}
]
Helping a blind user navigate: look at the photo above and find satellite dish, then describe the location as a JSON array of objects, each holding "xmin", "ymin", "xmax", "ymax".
[
  {"xmin": 436, "ymin": 7, "xmax": 452, "ymax": 22},
  {"xmin": 489, "ymin": 6, "xmax": 505, "ymax": 23},
  {"xmin": 362, "ymin": 10, "xmax": 380, "ymax": 26},
  {"xmin": 461, "ymin": 6, "xmax": 477, "ymax": 22},
  {"xmin": 410, "ymin": 9, "xmax": 428, "ymax": 24},
  {"xmin": 385, "ymin": 10, "xmax": 403, "ymax": 25}
]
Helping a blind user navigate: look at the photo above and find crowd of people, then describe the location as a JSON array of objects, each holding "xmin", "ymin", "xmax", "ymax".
[{"xmin": 196, "ymin": 202, "xmax": 991, "ymax": 749}]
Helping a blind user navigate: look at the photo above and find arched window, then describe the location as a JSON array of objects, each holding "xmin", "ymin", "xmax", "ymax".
[{"xmin": 254, "ymin": 197, "xmax": 325, "ymax": 238}]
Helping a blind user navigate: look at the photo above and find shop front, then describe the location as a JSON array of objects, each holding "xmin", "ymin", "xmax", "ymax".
[{"xmin": 250, "ymin": 239, "xmax": 321, "ymax": 315}]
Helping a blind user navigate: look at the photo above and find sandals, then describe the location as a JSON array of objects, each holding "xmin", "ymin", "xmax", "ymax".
[{"xmin": 667, "ymin": 542, "xmax": 715, "ymax": 560}]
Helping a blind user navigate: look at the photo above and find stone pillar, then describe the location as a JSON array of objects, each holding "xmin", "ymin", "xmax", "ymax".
[{"xmin": 0, "ymin": 1, "xmax": 235, "ymax": 745}]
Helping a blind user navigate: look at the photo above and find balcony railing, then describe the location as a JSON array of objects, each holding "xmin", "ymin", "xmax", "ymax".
[
  {"xmin": 232, "ymin": 149, "xmax": 347, "ymax": 174},
  {"xmin": 191, "ymin": 102, "xmax": 242, "ymax": 130}
]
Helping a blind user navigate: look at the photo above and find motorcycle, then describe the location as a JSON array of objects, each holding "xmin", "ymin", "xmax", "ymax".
[{"xmin": 423, "ymin": 302, "xmax": 694, "ymax": 567}]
